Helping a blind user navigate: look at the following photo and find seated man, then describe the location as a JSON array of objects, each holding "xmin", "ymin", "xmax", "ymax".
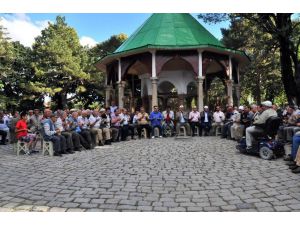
[
  {"xmin": 89, "ymin": 109, "xmax": 104, "ymax": 146},
  {"xmin": 212, "ymin": 106, "xmax": 225, "ymax": 136},
  {"xmin": 277, "ymin": 106, "xmax": 299, "ymax": 143},
  {"xmin": 54, "ymin": 111, "xmax": 75, "ymax": 153},
  {"xmin": 221, "ymin": 106, "xmax": 235, "ymax": 139},
  {"xmin": 286, "ymin": 131, "xmax": 300, "ymax": 173},
  {"xmin": 149, "ymin": 105, "xmax": 163, "ymax": 138},
  {"xmin": 110, "ymin": 109, "xmax": 122, "ymax": 142},
  {"xmin": 0, "ymin": 112, "xmax": 9, "ymax": 145},
  {"xmin": 245, "ymin": 101, "xmax": 278, "ymax": 150},
  {"xmin": 200, "ymin": 106, "xmax": 213, "ymax": 136},
  {"xmin": 42, "ymin": 113, "xmax": 67, "ymax": 156},
  {"xmin": 189, "ymin": 106, "xmax": 201, "ymax": 136},
  {"xmin": 77, "ymin": 110, "xmax": 94, "ymax": 149},
  {"xmin": 137, "ymin": 107, "xmax": 151, "ymax": 139},
  {"xmin": 162, "ymin": 106, "xmax": 175, "ymax": 136},
  {"xmin": 175, "ymin": 105, "xmax": 191, "ymax": 136},
  {"xmin": 230, "ymin": 106, "xmax": 245, "ymax": 141},
  {"xmin": 119, "ymin": 108, "xmax": 131, "ymax": 141}
]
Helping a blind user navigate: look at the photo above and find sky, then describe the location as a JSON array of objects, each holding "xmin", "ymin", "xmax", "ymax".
[{"xmin": 0, "ymin": 13, "xmax": 230, "ymax": 48}]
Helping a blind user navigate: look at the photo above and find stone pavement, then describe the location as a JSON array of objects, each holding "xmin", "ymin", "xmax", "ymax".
[{"xmin": 0, "ymin": 136, "xmax": 299, "ymax": 212}]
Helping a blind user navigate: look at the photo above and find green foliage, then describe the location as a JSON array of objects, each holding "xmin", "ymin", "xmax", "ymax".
[
  {"xmin": 73, "ymin": 33, "xmax": 127, "ymax": 108},
  {"xmin": 32, "ymin": 16, "xmax": 90, "ymax": 108}
]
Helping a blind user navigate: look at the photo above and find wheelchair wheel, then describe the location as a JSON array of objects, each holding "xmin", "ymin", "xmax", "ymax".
[
  {"xmin": 164, "ymin": 125, "xmax": 172, "ymax": 137},
  {"xmin": 259, "ymin": 146, "xmax": 274, "ymax": 160}
]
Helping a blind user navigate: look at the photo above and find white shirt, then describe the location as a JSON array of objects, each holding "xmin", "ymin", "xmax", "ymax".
[
  {"xmin": 120, "ymin": 113, "xmax": 130, "ymax": 126},
  {"xmin": 213, "ymin": 111, "xmax": 225, "ymax": 123},
  {"xmin": 78, "ymin": 116, "xmax": 89, "ymax": 129},
  {"xmin": 89, "ymin": 115, "xmax": 101, "ymax": 129},
  {"xmin": 180, "ymin": 112, "xmax": 185, "ymax": 123},
  {"xmin": 54, "ymin": 117, "xmax": 65, "ymax": 132}
]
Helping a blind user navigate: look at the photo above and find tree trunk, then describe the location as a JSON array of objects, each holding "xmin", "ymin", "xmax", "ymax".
[
  {"xmin": 55, "ymin": 92, "xmax": 67, "ymax": 110},
  {"xmin": 276, "ymin": 14, "xmax": 300, "ymax": 105},
  {"xmin": 278, "ymin": 36, "xmax": 298, "ymax": 105}
]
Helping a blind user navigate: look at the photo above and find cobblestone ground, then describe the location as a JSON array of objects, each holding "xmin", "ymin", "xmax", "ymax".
[{"xmin": 0, "ymin": 136, "xmax": 299, "ymax": 212}]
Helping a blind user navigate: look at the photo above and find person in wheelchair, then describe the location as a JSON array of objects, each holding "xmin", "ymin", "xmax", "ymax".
[
  {"xmin": 162, "ymin": 106, "xmax": 175, "ymax": 137},
  {"xmin": 245, "ymin": 101, "xmax": 278, "ymax": 150}
]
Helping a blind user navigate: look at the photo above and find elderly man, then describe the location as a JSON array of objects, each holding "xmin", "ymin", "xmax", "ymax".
[
  {"xmin": 189, "ymin": 106, "xmax": 201, "ymax": 136},
  {"xmin": 42, "ymin": 113, "xmax": 67, "ymax": 156},
  {"xmin": 0, "ymin": 112, "xmax": 8, "ymax": 145},
  {"xmin": 54, "ymin": 111, "xmax": 76, "ymax": 153},
  {"xmin": 162, "ymin": 106, "xmax": 175, "ymax": 136},
  {"xmin": 149, "ymin": 105, "xmax": 163, "ymax": 138},
  {"xmin": 78, "ymin": 110, "xmax": 95, "ymax": 149},
  {"xmin": 212, "ymin": 106, "xmax": 225, "ymax": 136},
  {"xmin": 99, "ymin": 108, "xmax": 112, "ymax": 144},
  {"xmin": 278, "ymin": 106, "xmax": 300, "ymax": 143},
  {"xmin": 200, "ymin": 106, "xmax": 213, "ymax": 136},
  {"xmin": 137, "ymin": 107, "xmax": 152, "ymax": 139},
  {"xmin": 245, "ymin": 101, "xmax": 278, "ymax": 150},
  {"xmin": 175, "ymin": 105, "xmax": 191, "ymax": 136},
  {"xmin": 89, "ymin": 109, "xmax": 104, "ymax": 146},
  {"xmin": 230, "ymin": 106, "xmax": 245, "ymax": 141},
  {"xmin": 68, "ymin": 111, "xmax": 91, "ymax": 150}
]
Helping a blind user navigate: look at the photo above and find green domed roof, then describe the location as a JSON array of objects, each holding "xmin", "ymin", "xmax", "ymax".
[{"xmin": 115, "ymin": 13, "xmax": 224, "ymax": 53}]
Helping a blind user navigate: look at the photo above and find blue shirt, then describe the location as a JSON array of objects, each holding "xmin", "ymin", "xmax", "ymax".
[{"xmin": 149, "ymin": 111, "xmax": 163, "ymax": 127}]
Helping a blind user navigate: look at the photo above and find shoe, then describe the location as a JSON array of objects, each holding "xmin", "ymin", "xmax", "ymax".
[
  {"xmin": 289, "ymin": 165, "xmax": 298, "ymax": 170},
  {"xmin": 284, "ymin": 155, "xmax": 293, "ymax": 161},
  {"xmin": 99, "ymin": 142, "xmax": 104, "ymax": 146},
  {"xmin": 25, "ymin": 151, "xmax": 31, "ymax": 155},
  {"xmin": 286, "ymin": 161, "xmax": 296, "ymax": 166},
  {"xmin": 74, "ymin": 148, "xmax": 81, "ymax": 152},
  {"xmin": 159, "ymin": 136, "xmax": 162, "ymax": 138},
  {"xmin": 61, "ymin": 151, "xmax": 68, "ymax": 154},
  {"xmin": 292, "ymin": 166, "xmax": 300, "ymax": 173},
  {"xmin": 151, "ymin": 136, "xmax": 155, "ymax": 139},
  {"xmin": 67, "ymin": 150, "xmax": 75, "ymax": 154},
  {"xmin": 54, "ymin": 152, "xmax": 62, "ymax": 157},
  {"xmin": 0, "ymin": 143, "xmax": 6, "ymax": 145},
  {"xmin": 132, "ymin": 137, "xmax": 136, "ymax": 140}
]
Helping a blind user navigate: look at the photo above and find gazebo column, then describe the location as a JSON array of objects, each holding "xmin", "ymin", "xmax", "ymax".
[
  {"xmin": 226, "ymin": 79, "xmax": 234, "ymax": 106},
  {"xmin": 118, "ymin": 81, "xmax": 126, "ymax": 108},
  {"xmin": 235, "ymin": 84, "xmax": 241, "ymax": 106},
  {"xmin": 105, "ymin": 85, "xmax": 112, "ymax": 107},
  {"xmin": 197, "ymin": 50, "xmax": 204, "ymax": 112},
  {"xmin": 151, "ymin": 78, "xmax": 158, "ymax": 108},
  {"xmin": 151, "ymin": 50, "xmax": 158, "ymax": 108},
  {"xmin": 117, "ymin": 58, "xmax": 124, "ymax": 108},
  {"xmin": 235, "ymin": 63, "xmax": 241, "ymax": 106},
  {"xmin": 227, "ymin": 55, "xmax": 233, "ymax": 106}
]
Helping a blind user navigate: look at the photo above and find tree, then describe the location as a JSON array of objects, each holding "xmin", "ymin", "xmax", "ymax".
[
  {"xmin": 221, "ymin": 17, "xmax": 284, "ymax": 105},
  {"xmin": 73, "ymin": 34, "xmax": 127, "ymax": 108},
  {"xmin": 32, "ymin": 16, "xmax": 89, "ymax": 109},
  {"xmin": 198, "ymin": 13, "xmax": 300, "ymax": 105}
]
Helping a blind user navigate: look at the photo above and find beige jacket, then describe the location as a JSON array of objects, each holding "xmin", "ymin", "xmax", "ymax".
[{"xmin": 253, "ymin": 108, "xmax": 277, "ymax": 125}]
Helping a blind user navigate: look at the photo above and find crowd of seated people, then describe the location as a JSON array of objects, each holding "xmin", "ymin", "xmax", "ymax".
[{"xmin": 0, "ymin": 102, "xmax": 299, "ymax": 167}]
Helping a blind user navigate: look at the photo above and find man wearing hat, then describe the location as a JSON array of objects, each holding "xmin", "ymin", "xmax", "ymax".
[
  {"xmin": 230, "ymin": 106, "xmax": 244, "ymax": 140},
  {"xmin": 245, "ymin": 100, "xmax": 277, "ymax": 150},
  {"xmin": 42, "ymin": 113, "xmax": 67, "ymax": 156}
]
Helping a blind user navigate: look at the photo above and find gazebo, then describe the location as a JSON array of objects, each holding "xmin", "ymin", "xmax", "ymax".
[{"xmin": 95, "ymin": 13, "xmax": 250, "ymax": 112}]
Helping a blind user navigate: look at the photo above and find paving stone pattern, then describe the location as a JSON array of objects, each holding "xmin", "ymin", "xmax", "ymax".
[{"xmin": 0, "ymin": 137, "xmax": 299, "ymax": 212}]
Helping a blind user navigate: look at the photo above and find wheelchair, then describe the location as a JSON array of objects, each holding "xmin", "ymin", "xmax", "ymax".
[{"xmin": 236, "ymin": 116, "xmax": 284, "ymax": 160}]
